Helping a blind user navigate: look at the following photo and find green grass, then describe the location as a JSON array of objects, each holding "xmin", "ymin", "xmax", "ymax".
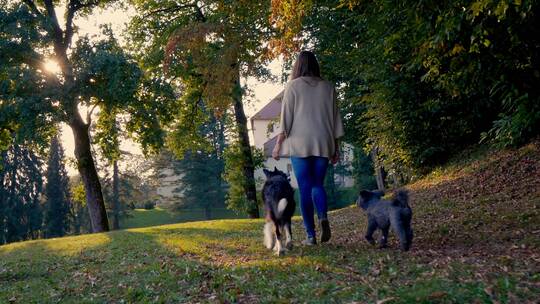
[
  {"xmin": 1, "ymin": 213, "xmax": 537, "ymax": 303},
  {"xmin": 120, "ymin": 207, "xmax": 242, "ymax": 229},
  {"xmin": 1, "ymin": 142, "xmax": 539, "ymax": 303}
]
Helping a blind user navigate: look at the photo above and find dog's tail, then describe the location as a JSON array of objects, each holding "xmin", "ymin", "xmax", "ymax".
[
  {"xmin": 277, "ymin": 198, "xmax": 288, "ymax": 217},
  {"xmin": 393, "ymin": 190, "xmax": 409, "ymax": 208}
]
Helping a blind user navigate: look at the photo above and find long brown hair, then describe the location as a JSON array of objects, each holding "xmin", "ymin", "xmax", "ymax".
[{"xmin": 291, "ymin": 50, "xmax": 321, "ymax": 80}]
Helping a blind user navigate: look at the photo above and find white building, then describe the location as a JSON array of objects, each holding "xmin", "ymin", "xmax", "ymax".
[
  {"xmin": 155, "ymin": 167, "xmax": 184, "ymax": 207},
  {"xmin": 250, "ymin": 92, "xmax": 355, "ymax": 189}
]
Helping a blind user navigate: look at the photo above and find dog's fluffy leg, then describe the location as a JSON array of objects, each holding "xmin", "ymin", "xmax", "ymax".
[
  {"xmin": 275, "ymin": 235, "xmax": 284, "ymax": 256},
  {"xmin": 274, "ymin": 225, "xmax": 285, "ymax": 256},
  {"xmin": 264, "ymin": 222, "xmax": 275, "ymax": 249},
  {"xmin": 277, "ymin": 198, "xmax": 288, "ymax": 217},
  {"xmin": 390, "ymin": 215, "xmax": 409, "ymax": 251},
  {"xmin": 284, "ymin": 222, "xmax": 293, "ymax": 250}
]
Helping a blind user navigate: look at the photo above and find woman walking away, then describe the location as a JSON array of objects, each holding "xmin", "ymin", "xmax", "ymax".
[{"xmin": 272, "ymin": 50, "xmax": 344, "ymax": 245}]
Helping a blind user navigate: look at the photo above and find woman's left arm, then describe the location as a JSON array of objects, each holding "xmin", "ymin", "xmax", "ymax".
[{"xmin": 331, "ymin": 138, "xmax": 340, "ymax": 164}]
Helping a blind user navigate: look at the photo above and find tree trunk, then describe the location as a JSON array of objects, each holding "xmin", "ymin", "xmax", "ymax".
[
  {"xmin": 73, "ymin": 210, "xmax": 81, "ymax": 234},
  {"xmin": 69, "ymin": 116, "xmax": 110, "ymax": 232},
  {"xmin": 112, "ymin": 160, "xmax": 120, "ymax": 230},
  {"xmin": 371, "ymin": 147, "xmax": 385, "ymax": 191},
  {"xmin": 204, "ymin": 206, "xmax": 212, "ymax": 220},
  {"xmin": 232, "ymin": 75, "xmax": 259, "ymax": 219},
  {"xmin": 325, "ymin": 164, "xmax": 337, "ymax": 208}
]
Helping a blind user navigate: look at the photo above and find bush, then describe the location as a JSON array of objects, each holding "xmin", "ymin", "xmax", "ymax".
[
  {"xmin": 296, "ymin": 0, "xmax": 540, "ymax": 176},
  {"xmin": 143, "ymin": 201, "xmax": 155, "ymax": 210},
  {"xmin": 222, "ymin": 142, "xmax": 265, "ymax": 214}
]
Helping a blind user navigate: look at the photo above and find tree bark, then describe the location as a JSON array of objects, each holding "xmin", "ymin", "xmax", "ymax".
[
  {"xmin": 112, "ymin": 160, "xmax": 120, "ymax": 230},
  {"xmin": 70, "ymin": 115, "xmax": 110, "ymax": 232},
  {"xmin": 232, "ymin": 75, "xmax": 259, "ymax": 218},
  {"xmin": 371, "ymin": 147, "xmax": 386, "ymax": 191},
  {"xmin": 204, "ymin": 206, "xmax": 212, "ymax": 220}
]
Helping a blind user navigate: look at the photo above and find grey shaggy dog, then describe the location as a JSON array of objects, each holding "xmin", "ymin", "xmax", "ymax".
[
  {"xmin": 356, "ymin": 190, "xmax": 413, "ymax": 251},
  {"xmin": 262, "ymin": 167, "xmax": 296, "ymax": 256}
]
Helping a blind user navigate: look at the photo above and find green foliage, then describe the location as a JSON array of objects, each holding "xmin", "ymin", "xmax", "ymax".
[
  {"xmin": 94, "ymin": 107, "xmax": 121, "ymax": 162},
  {"xmin": 71, "ymin": 30, "xmax": 141, "ymax": 111},
  {"xmin": 127, "ymin": 0, "xmax": 276, "ymax": 219},
  {"xmin": 125, "ymin": 76, "xmax": 177, "ymax": 156},
  {"xmin": 97, "ymin": 154, "xmax": 160, "ymax": 227},
  {"xmin": 222, "ymin": 143, "xmax": 265, "ymax": 214},
  {"xmin": 70, "ymin": 180, "xmax": 91, "ymax": 234},
  {"xmin": 43, "ymin": 135, "xmax": 72, "ymax": 238},
  {"xmin": 351, "ymin": 148, "xmax": 377, "ymax": 190},
  {"xmin": 73, "ymin": 30, "xmax": 175, "ymax": 157},
  {"xmin": 143, "ymin": 201, "xmax": 155, "ymax": 210},
  {"xmin": 166, "ymin": 114, "xmax": 227, "ymax": 219},
  {"xmin": 165, "ymin": 83, "xmax": 216, "ymax": 157},
  {"xmin": 279, "ymin": 0, "xmax": 540, "ymax": 176},
  {"xmin": 2, "ymin": 2, "xmax": 177, "ymax": 231},
  {"xmin": 0, "ymin": 4, "xmax": 56, "ymax": 150},
  {"xmin": 0, "ymin": 141, "xmax": 43, "ymax": 244}
]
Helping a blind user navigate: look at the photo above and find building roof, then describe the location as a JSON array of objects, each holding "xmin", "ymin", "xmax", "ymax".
[
  {"xmin": 263, "ymin": 135, "xmax": 277, "ymax": 157},
  {"xmin": 251, "ymin": 91, "xmax": 284, "ymax": 121},
  {"xmin": 263, "ymin": 134, "xmax": 289, "ymax": 158}
]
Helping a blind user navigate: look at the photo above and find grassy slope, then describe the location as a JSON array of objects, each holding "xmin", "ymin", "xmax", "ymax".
[{"xmin": 1, "ymin": 142, "xmax": 539, "ymax": 303}]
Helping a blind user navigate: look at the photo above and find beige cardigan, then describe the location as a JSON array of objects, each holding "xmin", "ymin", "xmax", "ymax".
[{"xmin": 279, "ymin": 77, "xmax": 344, "ymax": 158}]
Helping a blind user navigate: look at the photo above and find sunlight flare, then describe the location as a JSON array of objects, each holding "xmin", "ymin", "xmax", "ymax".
[{"xmin": 43, "ymin": 59, "xmax": 61, "ymax": 74}]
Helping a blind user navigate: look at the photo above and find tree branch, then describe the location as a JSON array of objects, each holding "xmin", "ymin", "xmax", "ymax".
[
  {"xmin": 86, "ymin": 103, "xmax": 99, "ymax": 126},
  {"xmin": 65, "ymin": 0, "xmax": 100, "ymax": 49},
  {"xmin": 42, "ymin": 0, "xmax": 65, "ymax": 52},
  {"xmin": 143, "ymin": 3, "xmax": 206, "ymax": 21},
  {"xmin": 194, "ymin": 4, "xmax": 206, "ymax": 22},
  {"xmin": 22, "ymin": 0, "xmax": 43, "ymax": 16},
  {"xmin": 64, "ymin": 0, "xmax": 78, "ymax": 49},
  {"xmin": 0, "ymin": 126, "xmax": 16, "ymax": 133}
]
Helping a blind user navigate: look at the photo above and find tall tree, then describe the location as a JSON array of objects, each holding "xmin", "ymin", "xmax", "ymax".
[
  {"xmin": 128, "ymin": 0, "xmax": 276, "ymax": 218},
  {"xmin": 0, "ymin": 141, "xmax": 43, "ymax": 244},
  {"xmin": 43, "ymin": 135, "xmax": 72, "ymax": 238},
  {"xmin": 1, "ymin": 2, "xmax": 173, "ymax": 232},
  {"xmin": 165, "ymin": 111, "xmax": 227, "ymax": 219}
]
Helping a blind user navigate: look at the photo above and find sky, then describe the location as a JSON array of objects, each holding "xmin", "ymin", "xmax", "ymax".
[{"xmin": 57, "ymin": 5, "xmax": 285, "ymax": 175}]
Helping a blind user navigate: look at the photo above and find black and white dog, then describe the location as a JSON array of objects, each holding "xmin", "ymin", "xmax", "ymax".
[
  {"xmin": 262, "ymin": 167, "xmax": 296, "ymax": 256},
  {"xmin": 356, "ymin": 190, "xmax": 413, "ymax": 251}
]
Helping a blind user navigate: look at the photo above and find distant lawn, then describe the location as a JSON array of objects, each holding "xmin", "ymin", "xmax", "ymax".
[
  {"xmin": 120, "ymin": 207, "xmax": 243, "ymax": 229},
  {"xmin": 122, "ymin": 191, "xmax": 358, "ymax": 230}
]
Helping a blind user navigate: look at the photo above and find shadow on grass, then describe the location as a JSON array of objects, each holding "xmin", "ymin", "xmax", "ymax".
[
  {"xmin": 3, "ymin": 218, "xmax": 536, "ymax": 303},
  {"xmin": 0, "ymin": 225, "xmax": 371, "ymax": 303}
]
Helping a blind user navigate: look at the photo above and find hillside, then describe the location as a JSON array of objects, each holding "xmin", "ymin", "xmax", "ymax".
[
  {"xmin": 1, "ymin": 142, "xmax": 539, "ymax": 303},
  {"xmin": 120, "ymin": 208, "xmax": 242, "ymax": 229}
]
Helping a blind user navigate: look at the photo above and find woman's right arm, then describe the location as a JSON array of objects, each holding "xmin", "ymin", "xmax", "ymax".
[
  {"xmin": 332, "ymin": 87, "xmax": 344, "ymax": 164},
  {"xmin": 272, "ymin": 133, "xmax": 285, "ymax": 160}
]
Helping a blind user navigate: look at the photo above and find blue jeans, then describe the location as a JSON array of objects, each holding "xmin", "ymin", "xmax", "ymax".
[{"xmin": 291, "ymin": 156, "xmax": 329, "ymax": 239}]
